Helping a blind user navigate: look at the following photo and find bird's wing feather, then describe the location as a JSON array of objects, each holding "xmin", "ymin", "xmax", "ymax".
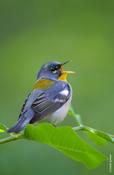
[
  {"xmin": 19, "ymin": 79, "xmax": 55, "ymax": 118},
  {"xmin": 8, "ymin": 79, "xmax": 71, "ymax": 133},
  {"xmin": 19, "ymin": 79, "xmax": 71, "ymax": 123},
  {"xmin": 30, "ymin": 81, "xmax": 71, "ymax": 123}
]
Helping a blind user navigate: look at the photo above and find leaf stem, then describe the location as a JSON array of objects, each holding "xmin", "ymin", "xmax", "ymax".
[
  {"xmin": 0, "ymin": 106, "xmax": 114, "ymax": 144},
  {"xmin": 69, "ymin": 106, "xmax": 82, "ymax": 126},
  {"xmin": 73, "ymin": 125, "xmax": 114, "ymax": 144},
  {"xmin": 0, "ymin": 133, "xmax": 23, "ymax": 144}
]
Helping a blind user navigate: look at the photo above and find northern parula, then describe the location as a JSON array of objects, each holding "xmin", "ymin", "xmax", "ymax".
[{"xmin": 8, "ymin": 61, "xmax": 74, "ymax": 133}]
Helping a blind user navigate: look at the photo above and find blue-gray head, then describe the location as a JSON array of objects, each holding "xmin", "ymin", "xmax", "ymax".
[{"xmin": 37, "ymin": 61, "xmax": 72, "ymax": 80}]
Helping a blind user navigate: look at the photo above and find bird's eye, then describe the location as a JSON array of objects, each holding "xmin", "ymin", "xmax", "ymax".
[
  {"xmin": 50, "ymin": 64, "xmax": 61, "ymax": 74},
  {"xmin": 52, "ymin": 70, "xmax": 57, "ymax": 74},
  {"xmin": 50, "ymin": 67, "xmax": 57, "ymax": 74}
]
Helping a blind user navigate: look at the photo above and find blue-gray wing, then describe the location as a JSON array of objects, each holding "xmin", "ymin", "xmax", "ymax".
[
  {"xmin": 30, "ymin": 81, "xmax": 71, "ymax": 123},
  {"xmin": 8, "ymin": 81, "xmax": 71, "ymax": 133},
  {"xmin": 19, "ymin": 81, "xmax": 71, "ymax": 123}
]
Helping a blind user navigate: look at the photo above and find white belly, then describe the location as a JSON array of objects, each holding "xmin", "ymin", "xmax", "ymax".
[{"xmin": 47, "ymin": 96, "xmax": 72, "ymax": 125}]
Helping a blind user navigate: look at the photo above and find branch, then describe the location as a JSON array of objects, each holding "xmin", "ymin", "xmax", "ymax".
[
  {"xmin": 68, "ymin": 106, "xmax": 83, "ymax": 126},
  {"xmin": 72, "ymin": 119, "xmax": 114, "ymax": 144},
  {"xmin": 0, "ymin": 133, "xmax": 23, "ymax": 144},
  {"xmin": 0, "ymin": 106, "xmax": 114, "ymax": 144}
]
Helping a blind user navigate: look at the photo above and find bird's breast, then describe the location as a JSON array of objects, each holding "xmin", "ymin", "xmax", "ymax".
[{"xmin": 48, "ymin": 90, "xmax": 72, "ymax": 125}]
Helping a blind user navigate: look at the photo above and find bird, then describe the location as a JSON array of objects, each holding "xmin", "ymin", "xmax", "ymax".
[{"xmin": 8, "ymin": 61, "xmax": 74, "ymax": 133}]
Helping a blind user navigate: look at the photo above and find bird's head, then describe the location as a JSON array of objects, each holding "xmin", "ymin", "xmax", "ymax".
[{"xmin": 37, "ymin": 61, "xmax": 74, "ymax": 81}]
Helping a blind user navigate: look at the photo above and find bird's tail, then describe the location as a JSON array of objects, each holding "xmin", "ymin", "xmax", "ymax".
[{"xmin": 7, "ymin": 109, "xmax": 34, "ymax": 133}]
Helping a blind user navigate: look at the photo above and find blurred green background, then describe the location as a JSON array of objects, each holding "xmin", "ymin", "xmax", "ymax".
[{"xmin": 0, "ymin": 0, "xmax": 114, "ymax": 174}]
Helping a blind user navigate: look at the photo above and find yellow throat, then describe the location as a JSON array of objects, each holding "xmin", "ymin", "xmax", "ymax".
[{"xmin": 58, "ymin": 71, "xmax": 75, "ymax": 81}]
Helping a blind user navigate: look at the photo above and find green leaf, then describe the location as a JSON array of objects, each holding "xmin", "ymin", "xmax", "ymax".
[
  {"xmin": 24, "ymin": 123, "xmax": 106, "ymax": 169},
  {"xmin": 0, "ymin": 123, "xmax": 7, "ymax": 133},
  {"xmin": 86, "ymin": 131, "xmax": 108, "ymax": 146},
  {"xmin": 92, "ymin": 129, "xmax": 114, "ymax": 144},
  {"xmin": 84, "ymin": 127, "xmax": 114, "ymax": 144}
]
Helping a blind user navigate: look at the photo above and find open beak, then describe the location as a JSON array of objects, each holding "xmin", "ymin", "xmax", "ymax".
[
  {"xmin": 61, "ymin": 60, "xmax": 75, "ymax": 73},
  {"xmin": 61, "ymin": 60, "xmax": 70, "ymax": 65},
  {"xmin": 58, "ymin": 70, "xmax": 75, "ymax": 81},
  {"xmin": 62, "ymin": 71, "xmax": 75, "ymax": 74},
  {"xmin": 58, "ymin": 60, "xmax": 75, "ymax": 81}
]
